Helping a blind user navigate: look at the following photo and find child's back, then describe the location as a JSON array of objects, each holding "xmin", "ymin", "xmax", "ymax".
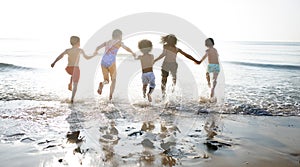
[
  {"xmin": 137, "ymin": 39, "xmax": 155, "ymax": 102},
  {"xmin": 198, "ymin": 38, "xmax": 220, "ymax": 99},
  {"xmin": 93, "ymin": 29, "xmax": 136, "ymax": 100},
  {"xmin": 154, "ymin": 34, "xmax": 199, "ymax": 97},
  {"xmin": 161, "ymin": 45, "xmax": 178, "ymax": 63},
  {"xmin": 206, "ymin": 47, "xmax": 219, "ymax": 64},
  {"xmin": 66, "ymin": 47, "xmax": 81, "ymax": 67},
  {"xmin": 139, "ymin": 53, "xmax": 154, "ymax": 73},
  {"xmin": 101, "ymin": 39, "xmax": 123, "ymax": 67},
  {"xmin": 51, "ymin": 36, "xmax": 95, "ymax": 103}
]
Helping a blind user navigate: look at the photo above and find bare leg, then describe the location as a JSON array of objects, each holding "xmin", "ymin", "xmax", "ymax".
[
  {"xmin": 143, "ymin": 84, "xmax": 147, "ymax": 98},
  {"xmin": 161, "ymin": 77, "xmax": 167, "ymax": 98},
  {"xmin": 206, "ymin": 72, "xmax": 211, "ymax": 88},
  {"xmin": 71, "ymin": 83, "xmax": 78, "ymax": 103},
  {"xmin": 172, "ymin": 77, "xmax": 176, "ymax": 86},
  {"xmin": 97, "ymin": 82, "xmax": 104, "ymax": 95},
  {"xmin": 147, "ymin": 87, "xmax": 154, "ymax": 102},
  {"xmin": 109, "ymin": 79, "xmax": 116, "ymax": 100},
  {"xmin": 210, "ymin": 73, "xmax": 219, "ymax": 98},
  {"xmin": 172, "ymin": 77, "xmax": 176, "ymax": 93},
  {"xmin": 68, "ymin": 77, "xmax": 72, "ymax": 91}
]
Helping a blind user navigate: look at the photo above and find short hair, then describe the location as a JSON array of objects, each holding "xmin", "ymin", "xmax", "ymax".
[
  {"xmin": 206, "ymin": 38, "xmax": 214, "ymax": 46},
  {"xmin": 70, "ymin": 36, "xmax": 80, "ymax": 46},
  {"xmin": 112, "ymin": 29, "xmax": 122, "ymax": 39},
  {"xmin": 161, "ymin": 34, "xmax": 177, "ymax": 46},
  {"xmin": 138, "ymin": 39, "xmax": 153, "ymax": 54}
]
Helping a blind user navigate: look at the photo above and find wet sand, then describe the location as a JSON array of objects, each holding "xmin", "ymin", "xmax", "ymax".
[{"xmin": 0, "ymin": 101, "xmax": 299, "ymax": 167}]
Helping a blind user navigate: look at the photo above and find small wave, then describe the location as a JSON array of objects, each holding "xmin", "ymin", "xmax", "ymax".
[
  {"xmin": 0, "ymin": 63, "xmax": 32, "ymax": 71},
  {"xmin": 230, "ymin": 41, "xmax": 300, "ymax": 46},
  {"xmin": 226, "ymin": 61, "xmax": 300, "ymax": 70}
]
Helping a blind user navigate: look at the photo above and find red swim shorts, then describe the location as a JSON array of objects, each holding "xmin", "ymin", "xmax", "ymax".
[{"xmin": 65, "ymin": 66, "xmax": 80, "ymax": 83}]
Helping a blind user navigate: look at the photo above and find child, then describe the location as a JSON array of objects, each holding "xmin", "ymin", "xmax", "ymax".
[
  {"xmin": 93, "ymin": 29, "xmax": 136, "ymax": 100},
  {"xmin": 198, "ymin": 38, "xmax": 220, "ymax": 98},
  {"xmin": 135, "ymin": 39, "xmax": 155, "ymax": 102},
  {"xmin": 51, "ymin": 36, "xmax": 95, "ymax": 103},
  {"xmin": 154, "ymin": 34, "xmax": 199, "ymax": 98}
]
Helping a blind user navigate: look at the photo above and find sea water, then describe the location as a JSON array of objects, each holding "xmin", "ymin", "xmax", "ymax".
[
  {"xmin": 1, "ymin": 39, "xmax": 299, "ymax": 115},
  {"xmin": 0, "ymin": 39, "xmax": 299, "ymax": 166}
]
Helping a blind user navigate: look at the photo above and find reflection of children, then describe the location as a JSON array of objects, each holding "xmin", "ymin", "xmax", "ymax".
[
  {"xmin": 51, "ymin": 36, "xmax": 94, "ymax": 103},
  {"xmin": 135, "ymin": 39, "xmax": 155, "ymax": 102},
  {"xmin": 154, "ymin": 34, "xmax": 199, "ymax": 98},
  {"xmin": 93, "ymin": 29, "xmax": 136, "ymax": 100},
  {"xmin": 198, "ymin": 38, "xmax": 220, "ymax": 98}
]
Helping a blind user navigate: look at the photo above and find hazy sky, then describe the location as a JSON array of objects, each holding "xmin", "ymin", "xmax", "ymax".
[{"xmin": 1, "ymin": 0, "xmax": 300, "ymax": 42}]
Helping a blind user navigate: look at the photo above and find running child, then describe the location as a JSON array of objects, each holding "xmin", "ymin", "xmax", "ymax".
[
  {"xmin": 51, "ymin": 36, "xmax": 95, "ymax": 103},
  {"xmin": 93, "ymin": 29, "xmax": 136, "ymax": 100},
  {"xmin": 198, "ymin": 38, "xmax": 220, "ymax": 98},
  {"xmin": 153, "ymin": 34, "xmax": 199, "ymax": 98},
  {"xmin": 135, "ymin": 39, "xmax": 155, "ymax": 102}
]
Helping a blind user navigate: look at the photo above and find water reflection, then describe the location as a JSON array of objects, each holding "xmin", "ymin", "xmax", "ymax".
[
  {"xmin": 63, "ymin": 106, "xmax": 87, "ymax": 166},
  {"xmin": 139, "ymin": 121, "xmax": 155, "ymax": 166},
  {"xmin": 158, "ymin": 112, "xmax": 182, "ymax": 166},
  {"xmin": 66, "ymin": 131, "xmax": 84, "ymax": 152},
  {"xmin": 48, "ymin": 101, "xmax": 229, "ymax": 166},
  {"xmin": 99, "ymin": 121, "xmax": 120, "ymax": 166}
]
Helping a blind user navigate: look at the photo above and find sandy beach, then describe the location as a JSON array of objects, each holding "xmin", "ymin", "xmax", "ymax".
[
  {"xmin": 0, "ymin": 99, "xmax": 299, "ymax": 167},
  {"xmin": 1, "ymin": 27, "xmax": 300, "ymax": 167}
]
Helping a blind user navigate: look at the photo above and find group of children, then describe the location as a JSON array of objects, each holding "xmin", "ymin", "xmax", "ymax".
[{"xmin": 51, "ymin": 29, "xmax": 220, "ymax": 103}]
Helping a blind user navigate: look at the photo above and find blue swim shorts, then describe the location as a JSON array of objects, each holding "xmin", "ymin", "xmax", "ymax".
[
  {"xmin": 142, "ymin": 72, "xmax": 156, "ymax": 88},
  {"xmin": 207, "ymin": 64, "xmax": 220, "ymax": 73}
]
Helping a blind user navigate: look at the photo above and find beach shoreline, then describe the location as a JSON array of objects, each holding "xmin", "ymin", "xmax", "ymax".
[{"xmin": 1, "ymin": 101, "xmax": 299, "ymax": 167}]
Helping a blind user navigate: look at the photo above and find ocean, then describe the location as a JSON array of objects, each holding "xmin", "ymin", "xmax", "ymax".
[
  {"xmin": 0, "ymin": 39, "xmax": 300, "ymax": 166},
  {"xmin": 1, "ymin": 39, "xmax": 299, "ymax": 115}
]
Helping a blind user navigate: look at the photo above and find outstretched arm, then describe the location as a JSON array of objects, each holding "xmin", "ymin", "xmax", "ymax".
[
  {"xmin": 81, "ymin": 49, "xmax": 95, "ymax": 60},
  {"xmin": 198, "ymin": 53, "xmax": 208, "ymax": 64},
  {"xmin": 93, "ymin": 42, "xmax": 106, "ymax": 56},
  {"xmin": 51, "ymin": 49, "xmax": 67, "ymax": 68},
  {"xmin": 153, "ymin": 54, "xmax": 165, "ymax": 64},
  {"xmin": 178, "ymin": 49, "xmax": 199, "ymax": 63},
  {"xmin": 122, "ymin": 44, "xmax": 136, "ymax": 57},
  {"xmin": 153, "ymin": 49, "xmax": 167, "ymax": 64},
  {"xmin": 135, "ymin": 55, "xmax": 142, "ymax": 60}
]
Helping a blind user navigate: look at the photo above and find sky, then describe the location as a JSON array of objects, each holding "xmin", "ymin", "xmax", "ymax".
[{"xmin": 1, "ymin": 0, "xmax": 300, "ymax": 44}]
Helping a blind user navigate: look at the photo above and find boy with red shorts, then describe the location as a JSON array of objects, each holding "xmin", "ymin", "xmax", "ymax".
[{"xmin": 51, "ymin": 36, "xmax": 95, "ymax": 103}]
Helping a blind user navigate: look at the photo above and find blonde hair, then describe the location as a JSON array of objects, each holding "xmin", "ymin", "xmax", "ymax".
[
  {"xmin": 70, "ymin": 36, "xmax": 80, "ymax": 46},
  {"xmin": 112, "ymin": 29, "xmax": 122, "ymax": 39},
  {"xmin": 138, "ymin": 39, "xmax": 153, "ymax": 54}
]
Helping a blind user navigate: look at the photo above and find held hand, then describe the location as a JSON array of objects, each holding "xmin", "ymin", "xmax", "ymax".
[
  {"xmin": 132, "ymin": 53, "xmax": 137, "ymax": 58},
  {"xmin": 93, "ymin": 52, "xmax": 98, "ymax": 57},
  {"xmin": 195, "ymin": 60, "xmax": 201, "ymax": 65},
  {"xmin": 134, "ymin": 54, "xmax": 139, "ymax": 60}
]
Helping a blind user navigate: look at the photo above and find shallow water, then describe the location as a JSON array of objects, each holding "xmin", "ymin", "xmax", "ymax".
[
  {"xmin": 1, "ymin": 99, "xmax": 300, "ymax": 166},
  {"xmin": 1, "ymin": 39, "xmax": 300, "ymax": 166}
]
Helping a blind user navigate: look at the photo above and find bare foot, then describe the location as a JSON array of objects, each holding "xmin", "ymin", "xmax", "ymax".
[
  {"xmin": 97, "ymin": 82, "xmax": 103, "ymax": 95},
  {"xmin": 147, "ymin": 93, "xmax": 152, "ymax": 102},
  {"xmin": 209, "ymin": 97, "xmax": 217, "ymax": 103},
  {"xmin": 68, "ymin": 83, "xmax": 72, "ymax": 91}
]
